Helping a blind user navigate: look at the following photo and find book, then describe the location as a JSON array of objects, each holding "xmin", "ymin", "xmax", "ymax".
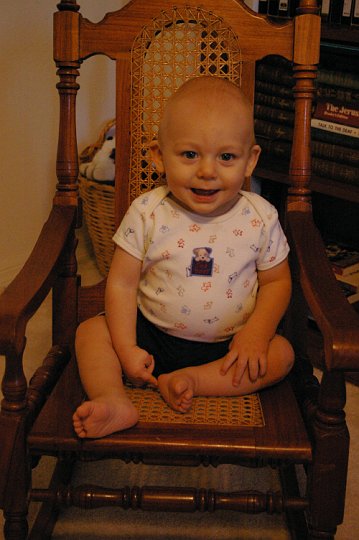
[
  {"xmin": 311, "ymin": 118, "xmax": 359, "ymax": 138},
  {"xmin": 255, "ymin": 91, "xmax": 294, "ymax": 111},
  {"xmin": 326, "ymin": 243, "xmax": 359, "ymax": 276},
  {"xmin": 256, "ymin": 63, "xmax": 293, "ymax": 88},
  {"xmin": 268, "ymin": 0, "xmax": 280, "ymax": 16},
  {"xmin": 258, "ymin": 0, "xmax": 269, "ymax": 13},
  {"xmin": 338, "ymin": 280, "xmax": 359, "ymax": 304},
  {"xmin": 318, "ymin": 69, "xmax": 359, "ymax": 91},
  {"xmin": 328, "ymin": 0, "xmax": 345, "ymax": 25},
  {"xmin": 342, "ymin": 0, "xmax": 354, "ymax": 25},
  {"xmin": 257, "ymin": 135, "xmax": 359, "ymax": 168},
  {"xmin": 320, "ymin": 0, "xmax": 330, "ymax": 21},
  {"xmin": 256, "ymin": 134, "xmax": 358, "ymax": 185},
  {"xmin": 254, "ymin": 118, "xmax": 293, "ymax": 141},
  {"xmin": 317, "ymin": 85, "xmax": 359, "ymax": 104},
  {"xmin": 312, "ymin": 140, "xmax": 359, "ymax": 167},
  {"xmin": 254, "ymin": 56, "xmax": 358, "ymax": 185},
  {"xmin": 354, "ymin": 0, "xmax": 359, "ymax": 25},
  {"xmin": 312, "ymin": 156, "xmax": 359, "ymax": 185},
  {"xmin": 243, "ymin": 0, "xmax": 260, "ymax": 10},
  {"xmin": 336, "ymin": 271, "xmax": 359, "ymax": 292},
  {"xmin": 313, "ymin": 98, "xmax": 359, "ymax": 128},
  {"xmin": 257, "ymin": 79, "xmax": 359, "ymax": 104},
  {"xmin": 255, "ymin": 79, "xmax": 295, "ymax": 99},
  {"xmin": 312, "ymin": 126, "xmax": 359, "ymax": 150},
  {"xmin": 254, "ymin": 103, "xmax": 295, "ymax": 125}
]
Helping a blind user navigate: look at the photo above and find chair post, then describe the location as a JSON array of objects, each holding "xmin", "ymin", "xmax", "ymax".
[
  {"xmin": 52, "ymin": 2, "xmax": 82, "ymax": 346},
  {"xmin": 287, "ymin": 0, "xmax": 320, "ymax": 212},
  {"xmin": 53, "ymin": 2, "xmax": 81, "ymax": 207}
]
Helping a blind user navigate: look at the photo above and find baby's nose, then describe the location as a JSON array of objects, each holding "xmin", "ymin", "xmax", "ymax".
[{"xmin": 197, "ymin": 157, "xmax": 216, "ymax": 179}]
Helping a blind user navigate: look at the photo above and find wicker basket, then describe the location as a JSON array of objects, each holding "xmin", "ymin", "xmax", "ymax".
[{"xmin": 78, "ymin": 120, "xmax": 116, "ymax": 276}]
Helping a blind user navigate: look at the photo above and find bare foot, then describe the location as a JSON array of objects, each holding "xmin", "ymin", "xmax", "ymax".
[
  {"xmin": 158, "ymin": 373, "xmax": 195, "ymax": 413},
  {"xmin": 72, "ymin": 395, "xmax": 139, "ymax": 438}
]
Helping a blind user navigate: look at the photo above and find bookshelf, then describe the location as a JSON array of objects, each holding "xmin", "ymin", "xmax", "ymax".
[
  {"xmin": 253, "ymin": 9, "xmax": 359, "ymax": 320},
  {"xmin": 254, "ymin": 25, "xmax": 359, "ymax": 213}
]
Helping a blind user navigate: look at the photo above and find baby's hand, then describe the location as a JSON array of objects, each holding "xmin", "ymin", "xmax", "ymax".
[
  {"xmin": 121, "ymin": 346, "xmax": 157, "ymax": 388},
  {"xmin": 220, "ymin": 330, "xmax": 268, "ymax": 387}
]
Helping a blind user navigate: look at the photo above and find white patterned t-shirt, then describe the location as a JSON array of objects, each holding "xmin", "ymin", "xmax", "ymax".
[{"xmin": 113, "ymin": 186, "xmax": 289, "ymax": 342}]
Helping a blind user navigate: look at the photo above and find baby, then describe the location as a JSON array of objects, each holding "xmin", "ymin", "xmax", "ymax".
[{"xmin": 73, "ymin": 76, "xmax": 294, "ymax": 438}]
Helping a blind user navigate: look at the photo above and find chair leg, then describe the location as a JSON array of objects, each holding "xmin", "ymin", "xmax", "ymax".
[
  {"xmin": 28, "ymin": 455, "xmax": 75, "ymax": 540},
  {"xmin": 3, "ymin": 512, "xmax": 29, "ymax": 540},
  {"xmin": 1, "ymin": 413, "xmax": 30, "ymax": 540},
  {"xmin": 307, "ymin": 371, "xmax": 349, "ymax": 540},
  {"xmin": 280, "ymin": 464, "xmax": 308, "ymax": 540},
  {"xmin": 3, "ymin": 453, "xmax": 30, "ymax": 540}
]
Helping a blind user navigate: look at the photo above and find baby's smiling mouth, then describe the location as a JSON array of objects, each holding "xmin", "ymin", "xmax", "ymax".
[{"xmin": 191, "ymin": 188, "xmax": 219, "ymax": 196}]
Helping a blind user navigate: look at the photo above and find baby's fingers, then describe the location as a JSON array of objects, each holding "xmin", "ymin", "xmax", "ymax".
[
  {"xmin": 144, "ymin": 355, "xmax": 157, "ymax": 387},
  {"xmin": 145, "ymin": 373, "xmax": 158, "ymax": 387},
  {"xmin": 220, "ymin": 350, "xmax": 238, "ymax": 375},
  {"xmin": 232, "ymin": 358, "xmax": 248, "ymax": 387}
]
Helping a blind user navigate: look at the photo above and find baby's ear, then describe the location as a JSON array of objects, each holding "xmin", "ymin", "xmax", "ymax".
[
  {"xmin": 149, "ymin": 140, "xmax": 165, "ymax": 173},
  {"xmin": 245, "ymin": 144, "xmax": 261, "ymax": 177}
]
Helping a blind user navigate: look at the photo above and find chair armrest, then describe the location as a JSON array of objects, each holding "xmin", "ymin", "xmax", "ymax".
[
  {"xmin": 287, "ymin": 210, "xmax": 359, "ymax": 371},
  {"xmin": 0, "ymin": 205, "xmax": 77, "ymax": 357}
]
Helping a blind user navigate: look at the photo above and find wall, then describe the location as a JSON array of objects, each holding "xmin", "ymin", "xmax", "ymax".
[{"xmin": 0, "ymin": 1, "xmax": 129, "ymax": 287}]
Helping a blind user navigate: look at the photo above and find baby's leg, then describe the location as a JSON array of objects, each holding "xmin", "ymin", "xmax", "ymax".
[
  {"xmin": 158, "ymin": 335, "xmax": 294, "ymax": 413},
  {"xmin": 73, "ymin": 316, "xmax": 138, "ymax": 438}
]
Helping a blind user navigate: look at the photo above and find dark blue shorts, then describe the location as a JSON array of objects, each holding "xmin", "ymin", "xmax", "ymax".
[{"xmin": 136, "ymin": 309, "xmax": 232, "ymax": 377}]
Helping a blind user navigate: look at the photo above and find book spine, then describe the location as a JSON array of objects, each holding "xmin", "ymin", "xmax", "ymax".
[
  {"xmin": 318, "ymin": 85, "xmax": 359, "ymax": 104},
  {"xmin": 254, "ymin": 104, "xmax": 295, "ymax": 125},
  {"xmin": 312, "ymin": 126, "xmax": 359, "ymax": 149},
  {"xmin": 312, "ymin": 140, "xmax": 359, "ymax": 167},
  {"xmin": 328, "ymin": 0, "xmax": 344, "ymax": 25},
  {"xmin": 255, "ymin": 80, "xmax": 294, "ymax": 99},
  {"xmin": 258, "ymin": 0, "xmax": 269, "ymax": 13},
  {"xmin": 321, "ymin": 0, "xmax": 330, "ymax": 21},
  {"xmin": 256, "ymin": 63, "xmax": 293, "ymax": 88},
  {"xmin": 243, "ymin": 0, "xmax": 260, "ymax": 10},
  {"xmin": 256, "ymin": 136, "xmax": 292, "ymax": 159},
  {"xmin": 335, "ymin": 273, "xmax": 359, "ymax": 293},
  {"xmin": 255, "ymin": 91, "xmax": 294, "ymax": 111},
  {"xmin": 318, "ymin": 69, "xmax": 359, "ymax": 91},
  {"xmin": 353, "ymin": 0, "xmax": 359, "ymax": 24},
  {"xmin": 314, "ymin": 99, "xmax": 359, "ymax": 128},
  {"xmin": 332, "ymin": 263, "xmax": 359, "ymax": 277},
  {"xmin": 342, "ymin": 0, "xmax": 353, "ymax": 24},
  {"xmin": 312, "ymin": 157, "xmax": 359, "ymax": 186},
  {"xmin": 268, "ymin": 0, "xmax": 279, "ymax": 16},
  {"xmin": 278, "ymin": 0, "xmax": 295, "ymax": 17},
  {"xmin": 257, "ymin": 134, "xmax": 358, "ymax": 167},
  {"xmin": 254, "ymin": 118, "xmax": 293, "ymax": 141},
  {"xmin": 256, "ymin": 136, "xmax": 358, "ymax": 185},
  {"xmin": 311, "ymin": 118, "xmax": 359, "ymax": 138},
  {"xmin": 257, "ymin": 80, "xmax": 358, "ymax": 104}
]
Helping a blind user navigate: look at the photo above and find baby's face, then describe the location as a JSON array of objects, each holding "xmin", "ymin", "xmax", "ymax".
[{"xmin": 150, "ymin": 92, "xmax": 260, "ymax": 217}]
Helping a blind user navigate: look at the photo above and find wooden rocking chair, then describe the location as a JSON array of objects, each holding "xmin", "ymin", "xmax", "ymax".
[{"xmin": 1, "ymin": 1, "xmax": 358, "ymax": 538}]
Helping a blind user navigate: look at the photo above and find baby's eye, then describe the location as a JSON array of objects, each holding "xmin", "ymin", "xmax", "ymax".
[
  {"xmin": 220, "ymin": 153, "xmax": 235, "ymax": 162},
  {"xmin": 183, "ymin": 151, "xmax": 197, "ymax": 159}
]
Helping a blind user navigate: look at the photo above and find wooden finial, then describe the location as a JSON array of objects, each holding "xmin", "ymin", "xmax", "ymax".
[{"xmin": 57, "ymin": 0, "xmax": 80, "ymax": 11}]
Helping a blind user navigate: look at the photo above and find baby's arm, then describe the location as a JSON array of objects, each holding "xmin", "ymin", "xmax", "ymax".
[
  {"xmin": 221, "ymin": 258, "xmax": 291, "ymax": 386},
  {"xmin": 105, "ymin": 246, "xmax": 157, "ymax": 387}
]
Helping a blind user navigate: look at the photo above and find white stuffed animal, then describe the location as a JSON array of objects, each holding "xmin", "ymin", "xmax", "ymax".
[{"xmin": 80, "ymin": 125, "xmax": 116, "ymax": 182}]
